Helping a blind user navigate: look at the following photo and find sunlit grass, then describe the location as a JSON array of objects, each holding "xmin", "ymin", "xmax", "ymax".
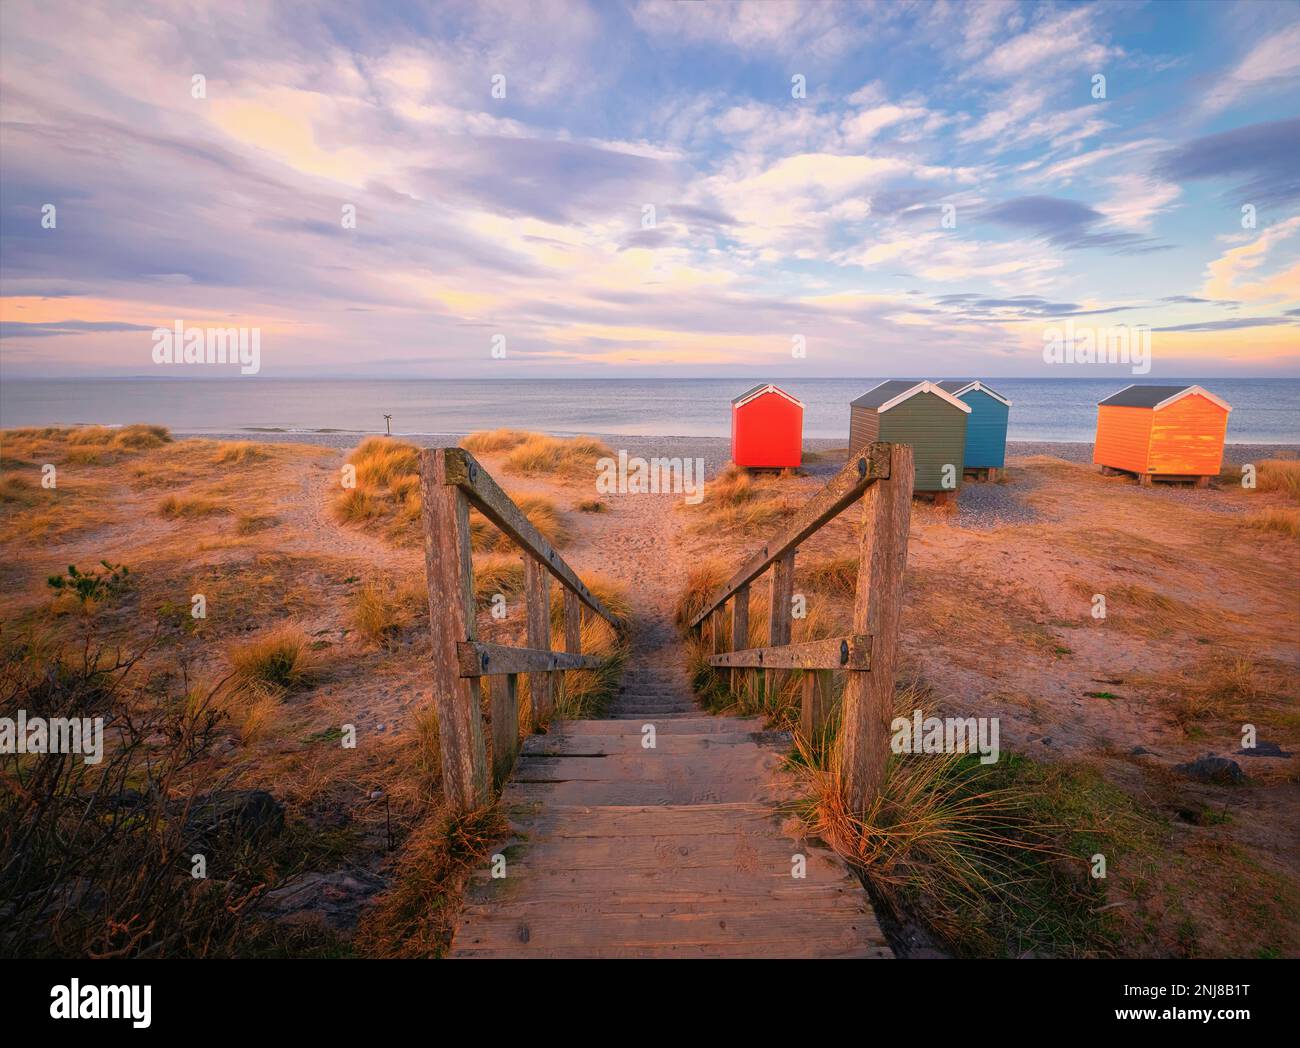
[{"xmin": 502, "ymin": 434, "xmax": 612, "ymax": 478}]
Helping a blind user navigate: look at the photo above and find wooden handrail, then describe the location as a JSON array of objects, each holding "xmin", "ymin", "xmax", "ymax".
[
  {"xmin": 439, "ymin": 447, "xmax": 617, "ymax": 624},
  {"xmin": 690, "ymin": 442, "xmax": 915, "ymax": 811},
  {"xmin": 707, "ymin": 634, "xmax": 871, "ymax": 670},
  {"xmin": 458, "ymin": 640, "xmax": 607, "ymax": 676},
  {"xmin": 418, "ymin": 446, "xmax": 619, "ymax": 814},
  {"xmin": 688, "ymin": 443, "xmax": 892, "ymax": 628}
]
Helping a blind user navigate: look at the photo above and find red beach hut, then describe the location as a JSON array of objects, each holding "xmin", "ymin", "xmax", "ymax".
[{"xmin": 730, "ymin": 384, "xmax": 803, "ymax": 469}]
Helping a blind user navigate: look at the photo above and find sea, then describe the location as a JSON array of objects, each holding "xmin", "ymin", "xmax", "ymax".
[{"xmin": 1, "ymin": 377, "xmax": 1297, "ymax": 444}]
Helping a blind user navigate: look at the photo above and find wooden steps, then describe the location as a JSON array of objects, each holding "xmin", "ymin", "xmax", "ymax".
[{"xmin": 449, "ymin": 675, "xmax": 892, "ymax": 958}]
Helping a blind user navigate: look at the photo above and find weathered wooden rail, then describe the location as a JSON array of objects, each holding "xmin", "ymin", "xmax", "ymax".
[
  {"xmin": 689, "ymin": 442, "xmax": 914, "ymax": 810},
  {"xmin": 419, "ymin": 447, "xmax": 621, "ymax": 814}
]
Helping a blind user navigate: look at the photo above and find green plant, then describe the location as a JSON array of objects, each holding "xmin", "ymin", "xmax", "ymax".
[{"xmin": 46, "ymin": 561, "xmax": 131, "ymax": 606}]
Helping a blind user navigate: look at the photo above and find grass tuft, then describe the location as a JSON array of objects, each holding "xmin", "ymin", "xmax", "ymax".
[
  {"xmin": 502, "ymin": 434, "xmax": 612, "ymax": 477},
  {"xmin": 228, "ymin": 627, "xmax": 321, "ymax": 693},
  {"xmin": 802, "ymin": 555, "xmax": 859, "ymax": 601},
  {"xmin": 1254, "ymin": 459, "xmax": 1300, "ymax": 499},
  {"xmin": 158, "ymin": 494, "xmax": 225, "ymax": 518},
  {"xmin": 351, "ymin": 582, "xmax": 425, "ymax": 648},
  {"xmin": 472, "ymin": 554, "xmax": 526, "ymax": 604},
  {"xmin": 213, "ymin": 441, "xmax": 267, "ymax": 465},
  {"xmin": 461, "ymin": 429, "xmax": 533, "ymax": 454},
  {"xmin": 332, "ymin": 439, "xmax": 422, "ymax": 544},
  {"xmin": 795, "ymin": 685, "xmax": 1157, "ymax": 957},
  {"xmin": 682, "ymin": 463, "xmax": 792, "ymax": 534},
  {"xmin": 1245, "ymin": 506, "xmax": 1300, "ymax": 537},
  {"xmin": 355, "ymin": 806, "xmax": 506, "ymax": 958}
]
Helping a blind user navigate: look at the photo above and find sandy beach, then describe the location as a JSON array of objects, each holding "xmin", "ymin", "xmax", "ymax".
[{"xmin": 2, "ymin": 424, "xmax": 1297, "ymax": 958}]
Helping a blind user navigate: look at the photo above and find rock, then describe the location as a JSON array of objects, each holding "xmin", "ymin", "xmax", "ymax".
[
  {"xmin": 1173, "ymin": 756, "xmax": 1246, "ymax": 785},
  {"xmin": 265, "ymin": 870, "xmax": 384, "ymax": 931},
  {"xmin": 1131, "ymin": 746, "xmax": 1153, "ymax": 756},
  {"xmin": 1236, "ymin": 741, "xmax": 1293, "ymax": 758},
  {"xmin": 181, "ymin": 789, "xmax": 285, "ymax": 845}
]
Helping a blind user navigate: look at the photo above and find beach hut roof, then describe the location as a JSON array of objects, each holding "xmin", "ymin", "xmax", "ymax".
[
  {"xmin": 937, "ymin": 379, "xmax": 1013, "ymax": 407},
  {"xmin": 1098, "ymin": 384, "xmax": 1231, "ymax": 412},
  {"xmin": 851, "ymin": 380, "xmax": 971, "ymax": 414},
  {"xmin": 731, "ymin": 383, "xmax": 803, "ymax": 408}
]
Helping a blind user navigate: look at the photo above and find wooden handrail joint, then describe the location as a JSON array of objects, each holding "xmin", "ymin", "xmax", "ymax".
[
  {"xmin": 705, "ymin": 633, "xmax": 871, "ymax": 670},
  {"xmin": 457, "ymin": 640, "xmax": 605, "ymax": 677}
]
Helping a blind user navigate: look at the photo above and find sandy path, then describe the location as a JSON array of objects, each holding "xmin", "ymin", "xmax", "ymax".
[{"xmin": 273, "ymin": 451, "xmax": 417, "ymax": 572}]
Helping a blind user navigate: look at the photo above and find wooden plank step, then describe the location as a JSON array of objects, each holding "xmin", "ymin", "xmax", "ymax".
[
  {"xmin": 500, "ymin": 778, "xmax": 783, "ymax": 806},
  {"xmin": 520, "ymin": 731, "xmax": 776, "ymax": 755},
  {"xmin": 498, "ymin": 801, "xmax": 785, "ymax": 833},
  {"xmin": 467, "ymin": 863, "xmax": 855, "ymax": 897},
  {"xmin": 609, "ymin": 711, "xmax": 699, "ymax": 719},
  {"xmin": 513, "ymin": 751, "xmax": 781, "ymax": 784},
  {"xmin": 615, "ymin": 703, "xmax": 696, "ymax": 710},
  {"xmin": 608, "ymin": 711, "xmax": 718, "ymax": 720},
  {"xmin": 547, "ymin": 717, "xmax": 763, "ymax": 735},
  {"xmin": 460, "ymin": 883, "xmax": 865, "ymax": 916},
  {"xmin": 450, "ymin": 909, "xmax": 887, "ymax": 957},
  {"xmin": 478, "ymin": 829, "xmax": 807, "ymax": 871},
  {"xmin": 454, "ymin": 941, "xmax": 891, "ymax": 959}
]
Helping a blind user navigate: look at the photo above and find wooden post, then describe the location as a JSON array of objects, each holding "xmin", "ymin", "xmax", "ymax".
[
  {"xmin": 766, "ymin": 550, "xmax": 795, "ymax": 704},
  {"xmin": 730, "ymin": 583, "xmax": 749, "ymax": 698},
  {"xmin": 801, "ymin": 669, "xmax": 833, "ymax": 744},
  {"xmin": 419, "ymin": 448, "xmax": 488, "ymax": 814},
  {"xmin": 524, "ymin": 558, "xmax": 553, "ymax": 727},
  {"xmin": 489, "ymin": 674, "xmax": 520, "ymax": 789},
  {"xmin": 562, "ymin": 589, "xmax": 581, "ymax": 710},
  {"xmin": 564, "ymin": 589, "xmax": 582, "ymax": 653},
  {"xmin": 711, "ymin": 603, "xmax": 730, "ymax": 695},
  {"xmin": 837, "ymin": 444, "xmax": 913, "ymax": 812}
]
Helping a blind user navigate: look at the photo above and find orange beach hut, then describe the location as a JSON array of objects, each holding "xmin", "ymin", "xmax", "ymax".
[
  {"xmin": 1093, "ymin": 384, "xmax": 1231, "ymax": 486},
  {"xmin": 731, "ymin": 384, "xmax": 803, "ymax": 469}
]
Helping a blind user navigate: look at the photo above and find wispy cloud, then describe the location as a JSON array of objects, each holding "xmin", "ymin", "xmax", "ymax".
[{"xmin": 1, "ymin": 0, "xmax": 1297, "ymax": 377}]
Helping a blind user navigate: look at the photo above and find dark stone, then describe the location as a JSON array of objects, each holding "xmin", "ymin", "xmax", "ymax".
[
  {"xmin": 1173, "ymin": 756, "xmax": 1246, "ymax": 785},
  {"xmin": 1131, "ymin": 746, "xmax": 1153, "ymax": 756},
  {"xmin": 1236, "ymin": 741, "xmax": 1293, "ymax": 758},
  {"xmin": 181, "ymin": 789, "xmax": 285, "ymax": 844}
]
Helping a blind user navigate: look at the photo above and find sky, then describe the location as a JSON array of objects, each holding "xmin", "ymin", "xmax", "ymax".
[{"xmin": 0, "ymin": 0, "xmax": 1298, "ymax": 380}]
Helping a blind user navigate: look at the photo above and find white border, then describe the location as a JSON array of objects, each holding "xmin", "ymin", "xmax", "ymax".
[
  {"xmin": 1102, "ymin": 384, "xmax": 1232, "ymax": 413},
  {"xmin": 943, "ymin": 380, "xmax": 1012, "ymax": 407},
  {"xmin": 867, "ymin": 380, "xmax": 972, "ymax": 415},
  {"xmin": 733, "ymin": 383, "xmax": 804, "ymax": 409}
]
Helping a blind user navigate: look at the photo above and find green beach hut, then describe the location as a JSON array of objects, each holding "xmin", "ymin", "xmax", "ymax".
[
  {"xmin": 849, "ymin": 380, "xmax": 971, "ymax": 497},
  {"xmin": 937, "ymin": 380, "xmax": 1012, "ymax": 479}
]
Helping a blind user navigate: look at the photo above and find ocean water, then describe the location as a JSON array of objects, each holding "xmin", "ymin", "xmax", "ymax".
[{"xmin": 1, "ymin": 377, "xmax": 1297, "ymax": 444}]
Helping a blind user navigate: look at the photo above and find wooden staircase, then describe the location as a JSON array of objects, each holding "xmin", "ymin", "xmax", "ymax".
[
  {"xmin": 417, "ymin": 443, "xmax": 913, "ymax": 959},
  {"xmin": 450, "ymin": 641, "xmax": 892, "ymax": 958}
]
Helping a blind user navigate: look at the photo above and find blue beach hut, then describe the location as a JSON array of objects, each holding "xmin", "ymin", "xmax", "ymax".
[{"xmin": 937, "ymin": 381, "xmax": 1011, "ymax": 479}]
